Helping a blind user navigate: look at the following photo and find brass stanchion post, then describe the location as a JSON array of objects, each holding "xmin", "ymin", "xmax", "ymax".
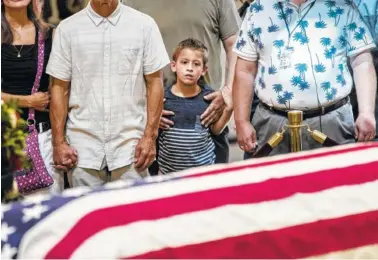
[{"xmin": 288, "ymin": 110, "xmax": 303, "ymax": 152}]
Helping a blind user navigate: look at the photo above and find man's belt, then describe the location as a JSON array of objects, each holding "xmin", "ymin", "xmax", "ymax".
[
  {"xmin": 260, "ymin": 97, "xmax": 349, "ymax": 120},
  {"xmin": 37, "ymin": 122, "xmax": 51, "ymax": 133}
]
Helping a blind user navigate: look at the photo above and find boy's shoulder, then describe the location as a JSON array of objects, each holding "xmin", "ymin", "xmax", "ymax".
[
  {"xmin": 163, "ymin": 84, "xmax": 215, "ymax": 101},
  {"xmin": 202, "ymin": 84, "xmax": 215, "ymax": 96}
]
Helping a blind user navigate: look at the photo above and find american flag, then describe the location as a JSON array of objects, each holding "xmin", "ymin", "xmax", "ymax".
[{"xmin": 2, "ymin": 143, "xmax": 378, "ymax": 259}]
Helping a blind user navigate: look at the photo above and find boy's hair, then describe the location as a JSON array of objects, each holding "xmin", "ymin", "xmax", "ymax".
[{"xmin": 172, "ymin": 38, "xmax": 209, "ymax": 67}]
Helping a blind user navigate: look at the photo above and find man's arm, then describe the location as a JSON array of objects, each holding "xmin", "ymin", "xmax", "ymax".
[
  {"xmin": 200, "ymin": 34, "xmax": 238, "ymax": 126},
  {"xmin": 134, "ymin": 70, "xmax": 164, "ymax": 171},
  {"xmin": 233, "ymin": 58, "xmax": 258, "ymax": 152},
  {"xmin": 350, "ymin": 50, "xmax": 377, "ymax": 141},
  {"xmin": 50, "ymin": 78, "xmax": 69, "ymax": 146},
  {"xmin": 201, "ymin": 0, "xmax": 241, "ymax": 126},
  {"xmin": 50, "ymin": 78, "xmax": 77, "ymax": 171},
  {"xmin": 222, "ymin": 34, "xmax": 238, "ymax": 106},
  {"xmin": 144, "ymin": 70, "xmax": 164, "ymax": 140}
]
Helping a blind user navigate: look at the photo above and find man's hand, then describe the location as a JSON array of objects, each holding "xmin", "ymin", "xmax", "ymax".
[
  {"xmin": 53, "ymin": 143, "xmax": 78, "ymax": 171},
  {"xmin": 236, "ymin": 121, "xmax": 258, "ymax": 152},
  {"xmin": 355, "ymin": 112, "xmax": 376, "ymax": 142},
  {"xmin": 134, "ymin": 135, "xmax": 156, "ymax": 172},
  {"xmin": 159, "ymin": 98, "xmax": 174, "ymax": 130},
  {"xmin": 201, "ymin": 91, "xmax": 226, "ymax": 127}
]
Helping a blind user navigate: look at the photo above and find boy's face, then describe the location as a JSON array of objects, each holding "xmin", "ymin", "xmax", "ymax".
[{"xmin": 171, "ymin": 48, "xmax": 208, "ymax": 86}]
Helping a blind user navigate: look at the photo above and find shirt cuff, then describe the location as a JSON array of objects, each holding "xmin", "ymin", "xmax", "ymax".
[
  {"xmin": 233, "ymin": 48, "xmax": 258, "ymax": 62},
  {"xmin": 347, "ymin": 43, "xmax": 377, "ymax": 57}
]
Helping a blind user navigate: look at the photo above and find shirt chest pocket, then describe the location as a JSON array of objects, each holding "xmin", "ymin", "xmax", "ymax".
[{"xmin": 118, "ymin": 47, "xmax": 142, "ymax": 75}]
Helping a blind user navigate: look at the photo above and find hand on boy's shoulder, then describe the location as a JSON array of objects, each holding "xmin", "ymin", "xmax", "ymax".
[{"xmin": 202, "ymin": 84, "xmax": 216, "ymax": 101}]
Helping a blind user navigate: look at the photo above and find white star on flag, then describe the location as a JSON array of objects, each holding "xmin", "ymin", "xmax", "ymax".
[
  {"xmin": 22, "ymin": 204, "xmax": 49, "ymax": 223},
  {"xmin": 1, "ymin": 204, "xmax": 12, "ymax": 220},
  {"xmin": 1, "ymin": 223, "xmax": 16, "ymax": 242},
  {"xmin": 1, "ymin": 243, "xmax": 17, "ymax": 260},
  {"xmin": 21, "ymin": 193, "xmax": 50, "ymax": 206}
]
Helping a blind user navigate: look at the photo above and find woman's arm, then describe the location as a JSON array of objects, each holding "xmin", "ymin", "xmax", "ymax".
[
  {"xmin": 1, "ymin": 92, "xmax": 31, "ymax": 108},
  {"xmin": 1, "ymin": 92, "xmax": 49, "ymax": 111}
]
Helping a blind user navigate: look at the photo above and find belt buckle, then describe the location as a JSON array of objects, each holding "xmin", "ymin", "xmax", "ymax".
[
  {"xmin": 37, "ymin": 122, "xmax": 50, "ymax": 133},
  {"xmin": 39, "ymin": 123, "xmax": 44, "ymax": 133}
]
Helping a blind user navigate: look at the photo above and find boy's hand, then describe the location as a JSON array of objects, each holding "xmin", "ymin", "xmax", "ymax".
[
  {"xmin": 159, "ymin": 98, "xmax": 174, "ymax": 130},
  {"xmin": 201, "ymin": 91, "xmax": 226, "ymax": 127}
]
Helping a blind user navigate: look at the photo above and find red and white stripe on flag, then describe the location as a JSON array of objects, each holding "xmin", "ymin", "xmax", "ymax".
[{"xmin": 18, "ymin": 143, "xmax": 378, "ymax": 259}]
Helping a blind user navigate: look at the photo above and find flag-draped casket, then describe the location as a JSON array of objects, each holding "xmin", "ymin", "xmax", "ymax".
[{"xmin": 2, "ymin": 143, "xmax": 378, "ymax": 259}]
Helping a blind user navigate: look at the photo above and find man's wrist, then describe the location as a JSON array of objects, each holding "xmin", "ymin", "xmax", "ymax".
[
  {"xmin": 143, "ymin": 126, "xmax": 158, "ymax": 140},
  {"xmin": 235, "ymin": 119, "xmax": 251, "ymax": 126},
  {"xmin": 52, "ymin": 136, "xmax": 68, "ymax": 147},
  {"xmin": 358, "ymin": 109, "xmax": 375, "ymax": 116}
]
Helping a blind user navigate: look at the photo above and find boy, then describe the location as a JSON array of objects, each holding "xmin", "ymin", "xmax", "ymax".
[{"xmin": 157, "ymin": 38, "xmax": 233, "ymax": 174}]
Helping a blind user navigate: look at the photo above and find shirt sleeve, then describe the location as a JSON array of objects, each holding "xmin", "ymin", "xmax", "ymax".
[
  {"xmin": 219, "ymin": 0, "xmax": 241, "ymax": 41},
  {"xmin": 46, "ymin": 24, "xmax": 72, "ymax": 81},
  {"xmin": 143, "ymin": 17, "xmax": 171, "ymax": 75},
  {"xmin": 232, "ymin": 7, "xmax": 258, "ymax": 61},
  {"xmin": 345, "ymin": 3, "xmax": 376, "ymax": 57}
]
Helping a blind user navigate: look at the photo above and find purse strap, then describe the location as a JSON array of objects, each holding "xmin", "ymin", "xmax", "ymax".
[{"xmin": 27, "ymin": 30, "xmax": 45, "ymax": 132}]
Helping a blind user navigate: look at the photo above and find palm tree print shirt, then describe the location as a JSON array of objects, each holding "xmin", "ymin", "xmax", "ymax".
[{"xmin": 234, "ymin": 0, "xmax": 376, "ymax": 109}]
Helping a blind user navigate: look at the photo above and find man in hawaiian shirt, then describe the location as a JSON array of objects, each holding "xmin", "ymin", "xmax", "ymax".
[{"xmin": 233, "ymin": 0, "xmax": 377, "ymax": 156}]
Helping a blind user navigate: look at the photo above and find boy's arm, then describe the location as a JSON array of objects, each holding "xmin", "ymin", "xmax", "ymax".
[{"xmin": 210, "ymin": 106, "xmax": 233, "ymax": 135}]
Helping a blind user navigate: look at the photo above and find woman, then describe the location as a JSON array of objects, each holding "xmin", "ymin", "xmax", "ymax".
[{"xmin": 1, "ymin": 0, "xmax": 64, "ymax": 193}]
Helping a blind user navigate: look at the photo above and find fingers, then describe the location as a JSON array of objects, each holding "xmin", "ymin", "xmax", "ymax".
[
  {"xmin": 238, "ymin": 139, "xmax": 255, "ymax": 152},
  {"xmin": 355, "ymin": 124, "xmax": 372, "ymax": 142},
  {"xmin": 53, "ymin": 146, "xmax": 78, "ymax": 171},
  {"xmin": 159, "ymin": 117, "xmax": 174, "ymax": 130},
  {"xmin": 203, "ymin": 92, "xmax": 217, "ymax": 101},
  {"xmin": 160, "ymin": 109, "xmax": 175, "ymax": 130},
  {"xmin": 237, "ymin": 127, "xmax": 257, "ymax": 152},
  {"xmin": 362, "ymin": 131, "xmax": 376, "ymax": 142},
  {"xmin": 61, "ymin": 158, "xmax": 75, "ymax": 170},
  {"xmin": 201, "ymin": 109, "xmax": 217, "ymax": 127},
  {"xmin": 162, "ymin": 109, "xmax": 174, "ymax": 117},
  {"xmin": 200, "ymin": 106, "xmax": 212, "ymax": 121},
  {"xmin": 135, "ymin": 150, "xmax": 148, "ymax": 169},
  {"xmin": 239, "ymin": 140, "xmax": 257, "ymax": 152},
  {"xmin": 138, "ymin": 154, "xmax": 154, "ymax": 172},
  {"xmin": 356, "ymin": 129, "xmax": 375, "ymax": 142},
  {"xmin": 134, "ymin": 144, "xmax": 141, "ymax": 162},
  {"xmin": 354, "ymin": 124, "xmax": 359, "ymax": 140}
]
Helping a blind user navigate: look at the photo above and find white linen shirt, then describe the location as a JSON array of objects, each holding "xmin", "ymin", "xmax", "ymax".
[
  {"xmin": 234, "ymin": 0, "xmax": 376, "ymax": 110},
  {"xmin": 46, "ymin": 2, "xmax": 170, "ymax": 170}
]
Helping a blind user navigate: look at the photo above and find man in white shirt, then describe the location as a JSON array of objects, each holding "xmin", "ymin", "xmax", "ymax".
[
  {"xmin": 47, "ymin": 0, "xmax": 170, "ymax": 187},
  {"xmin": 233, "ymin": 0, "xmax": 377, "ymax": 156}
]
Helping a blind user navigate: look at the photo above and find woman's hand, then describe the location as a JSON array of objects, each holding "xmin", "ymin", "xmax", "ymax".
[{"xmin": 28, "ymin": 92, "xmax": 50, "ymax": 111}]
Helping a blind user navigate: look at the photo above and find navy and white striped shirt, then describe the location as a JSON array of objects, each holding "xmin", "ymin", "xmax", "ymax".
[{"xmin": 157, "ymin": 86, "xmax": 216, "ymax": 174}]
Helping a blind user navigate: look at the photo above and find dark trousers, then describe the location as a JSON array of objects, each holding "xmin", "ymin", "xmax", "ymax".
[{"xmin": 212, "ymin": 126, "xmax": 229, "ymax": 164}]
